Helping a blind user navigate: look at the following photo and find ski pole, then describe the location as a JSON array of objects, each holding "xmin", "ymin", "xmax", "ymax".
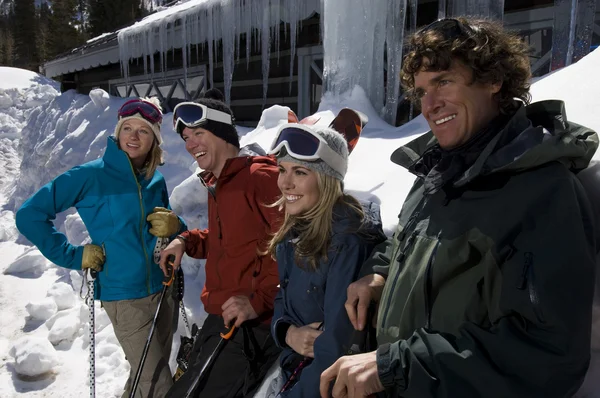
[
  {"xmin": 184, "ymin": 325, "xmax": 238, "ymax": 398},
  {"xmin": 129, "ymin": 255, "xmax": 175, "ymax": 398},
  {"xmin": 87, "ymin": 269, "xmax": 97, "ymax": 398}
]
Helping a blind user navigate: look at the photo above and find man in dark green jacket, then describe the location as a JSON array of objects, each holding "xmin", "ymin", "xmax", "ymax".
[{"xmin": 320, "ymin": 17, "xmax": 598, "ymax": 398}]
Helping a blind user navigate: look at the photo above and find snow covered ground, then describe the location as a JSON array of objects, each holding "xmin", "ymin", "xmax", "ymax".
[{"xmin": 0, "ymin": 46, "xmax": 599, "ymax": 397}]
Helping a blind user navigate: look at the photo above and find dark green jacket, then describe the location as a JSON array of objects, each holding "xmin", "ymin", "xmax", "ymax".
[{"xmin": 364, "ymin": 100, "xmax": 598, "ymax": 397}]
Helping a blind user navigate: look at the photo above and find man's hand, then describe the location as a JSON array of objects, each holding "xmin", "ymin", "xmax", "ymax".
[
  {"xmin": 320, "ymin": 351, "xmax": 384, "ymax": 398},
  {"xmin": 147, "ymin": 207, "xmax": 180, "ymax": 237},
  {"xmin": 159, "ymin": 238, "xmax": 185, "ymax": 276},
  {"xmin": 285, "ymin": 322, "xmax": 323, "ymax": 358},
  {"xmin": 221, "ymin": 295, "xmax": 258, "ymax": 328},
  {"xmin": 82, "ymin": 244, "xmax": 105, "ymax": 272},
  {"xmin": 345, "ymin": 274, "xmax": 386, "ymax": 331}
]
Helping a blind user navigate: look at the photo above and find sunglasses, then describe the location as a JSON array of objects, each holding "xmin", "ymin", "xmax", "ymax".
[
  {"xmin": 268, "ymin": 124, "xmax": 346, "ymax": 177},
  {"xmin": 419, "ymin": 18, "xmax": 476, "ymax": 40},
  {"xmin": 172, "ymin": 102, "xmax": 233, "ymax": 134},
  {"xmin": 118, "ymin": 99, "xmax": 163, "ymax": 125}
]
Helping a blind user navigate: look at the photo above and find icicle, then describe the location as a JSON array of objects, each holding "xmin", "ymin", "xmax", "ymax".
[
  {"xmin": 115, "ymin": 0, "xmax": 320, "ymax": 105},
  {"xmin": 273, "ymin": 0, "xmax": 281, "ymax": 64},
  {"xmin": 222, "ymin": 0, "xmax": 236, "ymax": 104},
  {"xmin": 409, "ymin": 0, "xmax": 417, "ymax": 33},
  {"xmin": 573, "ymin": 0, "xmax": 596, "ymax": 63},
  {"xmin": 182, "ymin": 15, "xmax": 188, "ymax": 94},
  {"xmin": 288, "ymin": 0, "xmax": 298, "ymax": 93},
  {"xmin": 234, "ymin": 0, "xmax": 241, "ymax": 65},
  {"xmin": 261, "ymin": 0, "xmax": 271, "ymax": 105},
  {"xmin": 208, "ymin": 6, "xmax": 215, "ymax": 89},
  {"xmin": 160, "ymin": 24, "xmax": 167, "ymax": 80},
  {"xmin": 438, "ymin": 0, "xmax": 447, "ymax": 19},
  {"xmin": 383, "ymin": 0, "xmax": 407, "ymax": 124},
  {"xmin": 245, "ymin": 0, "xmax": 252, "ymax": 69},
  {"xmin": 323, "ymin": 0, "xmax": 388, "ymax": 115},
  {"xmin": 551, "ymin": 0, "xmax": 575, "ymax": 70},
  {"xmin": 489, "ymin": 0, "xmax": 505, "ymax": 21}
]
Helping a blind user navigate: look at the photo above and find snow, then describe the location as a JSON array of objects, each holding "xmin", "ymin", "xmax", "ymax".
[
  {"xmin": 0, "ymin": 48, "xmax": 599, "ymax": 397},
  {"xmin": 9, "ymin": 336, "xmax": 58, "ymax": 377}
]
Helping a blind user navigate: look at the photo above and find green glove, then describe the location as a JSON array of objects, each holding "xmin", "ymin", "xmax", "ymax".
[
  {"xmin": 147, "ymin": 207, "xmax": 181, "ymax": 238},
  {"xmin": 82, "ymin": 244, "xmax": 105, "ymax": 272}
]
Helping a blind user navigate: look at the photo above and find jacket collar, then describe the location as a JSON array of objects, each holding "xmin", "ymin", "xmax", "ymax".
[{"xmin": 390, "ymin": 100, "xmax": 597, "ymax": 195}]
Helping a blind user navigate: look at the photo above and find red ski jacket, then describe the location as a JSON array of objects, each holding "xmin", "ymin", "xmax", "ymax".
[{"xmin": 179, "ymin": 152, "xmax": 282, "ymax": 323}]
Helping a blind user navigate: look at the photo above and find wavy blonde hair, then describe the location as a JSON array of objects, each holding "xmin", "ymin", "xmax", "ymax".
[{"xmin": 266, "ymin": 172, "xmax": 364, "ymax": 271}]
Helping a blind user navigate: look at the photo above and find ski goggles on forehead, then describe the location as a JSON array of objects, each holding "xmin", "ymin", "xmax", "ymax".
[
  {"xmin": 419, "ymin": 18, "xmax": 476, "ymax": 40},
  {"xmin": 118, "ymin": 99, "xmax": 163, "ymax": 124},
  {"xmin": 268, "ymin": 124, "xmax": 346, "ymax": 177},
  {"xmin": 172, "ymin": 102, "xmax": 233, "ymax": 134}
]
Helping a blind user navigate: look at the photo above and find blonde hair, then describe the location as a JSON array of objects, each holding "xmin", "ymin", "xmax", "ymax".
[
  {"xmin": 115, "ymin": 127, "xmax": 164, "ymax": 180},
  {"xmin": 266, "ymin": 172, "xmax": 364, "ymax": 271}
]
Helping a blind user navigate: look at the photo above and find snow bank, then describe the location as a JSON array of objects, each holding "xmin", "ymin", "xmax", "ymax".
[
  {"xmin": 9, "ymin": 336, "xmax": 58, "ymax": 377},
  {"xmin": 3, "ymin": 248, "xmax": 50, "ymax": 276},
  {"xmin": 46, "ymin": 282, "xmax": 77, "ymax": 311},
  {"xmin": 25, "ymin": 298, "xmax": 58, "ymax": 321}
]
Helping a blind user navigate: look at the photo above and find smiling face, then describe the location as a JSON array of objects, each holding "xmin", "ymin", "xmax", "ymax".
[
  {"xmin": 277, "ymin": 161, "xmax": 320, "ymax": 216},
  {"xmin": 414, "ymin": 59, "xmax": 502, "ymax": 149},
  {"xmin": 181, "ymin": 126, "xmax": 231, "ymax": 177},
  {"xmin": 117, "ymin": 119, "xmax": 155, "ymax": 168}
]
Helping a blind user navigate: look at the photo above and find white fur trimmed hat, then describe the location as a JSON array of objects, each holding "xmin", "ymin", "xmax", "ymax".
[{"xmin": 114, "ymin": 97, "xmax": 164, "ymax": 145}]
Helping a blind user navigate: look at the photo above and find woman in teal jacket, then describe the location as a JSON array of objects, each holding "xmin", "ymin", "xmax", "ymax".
[{"xmin": 16, "ymin": 97, "xmax": 187, "ymax": 398}]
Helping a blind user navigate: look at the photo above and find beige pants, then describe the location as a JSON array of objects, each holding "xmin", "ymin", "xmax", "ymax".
[{"xmin": 103, "ymin": 289, "xmax": 175, "ymax": 398}]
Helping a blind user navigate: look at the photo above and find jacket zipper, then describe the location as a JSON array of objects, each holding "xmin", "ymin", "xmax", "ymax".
[
  {"xmin": 424, "ymin": 236, "xmax": 441, "ymax": 330},
  {"xmin": 518, "ymin": 252, "xmax": 544, "ymax": 323},
  {"xmin": 127, "ymin": 159, "xmax": 151, "ymax": 294},
  {"xmin": 199, "ymin": 174, "xmax": 223, "ymax": 308},
  {"xmin": 381, "ymin": 198, "xmax": 427, "ymax": 329},
  {"xmin": 381, "ymin": 230, "xmax": 418, "ymax": 329}
]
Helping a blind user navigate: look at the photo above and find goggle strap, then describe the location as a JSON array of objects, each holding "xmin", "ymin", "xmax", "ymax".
[{"xmin": 206, "ymin": 108, "xmax": 232, "ymax": 125}]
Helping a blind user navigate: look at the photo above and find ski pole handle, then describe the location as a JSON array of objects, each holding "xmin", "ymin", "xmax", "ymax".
[
  {"xmin": 163, "ymin": 255, "xmax": 175, "ymax": 286},
  {"xmin": 220, "ymin": 325, "xmax": 236, "ymax": 340}
]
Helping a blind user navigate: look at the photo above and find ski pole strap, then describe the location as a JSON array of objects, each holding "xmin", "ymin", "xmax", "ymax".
[
  {"xmin": 153, "ymin": 237, "xmax": 169, "ymax": 264},
  {"xmin": 163, "ymin": 255, "xmax": 176, "ymax": 286}
]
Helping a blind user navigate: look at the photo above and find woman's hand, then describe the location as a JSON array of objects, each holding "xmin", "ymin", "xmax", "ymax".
[
  {"xmin": 147, "ymin": 207, "xmax": 180, "ymax": 237},
  {"xmin": 285, "ymin": 322, "xmax": 323, "ymax": 358}
]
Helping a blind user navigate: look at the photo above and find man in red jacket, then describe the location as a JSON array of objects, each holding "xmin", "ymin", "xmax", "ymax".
[{"xmin": 161, "ymin": 94, "xmax": 282, "ymax": 398}]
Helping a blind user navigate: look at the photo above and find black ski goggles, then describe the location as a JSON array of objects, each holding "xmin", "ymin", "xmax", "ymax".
[
  {"xmin": 419, "ymin": 18, "xmax": 477, "ymax": 40},
  {"xmin": 172, "ymin": 102, "xmax": 233, "ymax": 134},
  {"xmin": 268, "ymin": 124, "xmax": 346, "ymax": 177},
  {"xmin": 118, "ymin": 99, "xmax": 163, "ymax": 124}
]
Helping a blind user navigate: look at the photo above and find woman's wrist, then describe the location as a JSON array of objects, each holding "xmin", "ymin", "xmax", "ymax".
[{"xmin": 284, "ymin": 324, "xmax": 296, "ymax": 347}]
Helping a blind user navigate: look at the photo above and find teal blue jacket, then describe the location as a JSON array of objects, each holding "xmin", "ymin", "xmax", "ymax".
[{"xmin": 16, "ymin": 136, "xmax": 187, "ymax": 301}]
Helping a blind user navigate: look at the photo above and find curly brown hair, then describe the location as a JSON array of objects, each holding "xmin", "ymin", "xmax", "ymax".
[{"xmin": 401, "ymin": 17, "xmax": 532, "ymax": 113}]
